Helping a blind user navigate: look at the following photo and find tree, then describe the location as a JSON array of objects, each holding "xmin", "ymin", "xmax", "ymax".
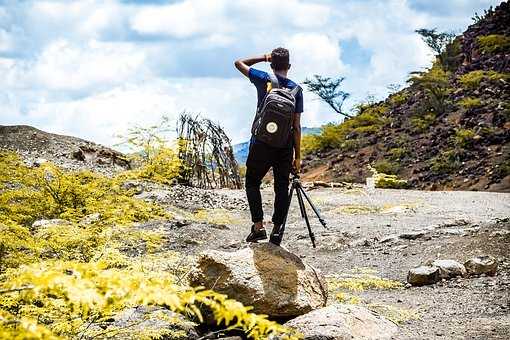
[
  {"xmin": 415, "ymin": 28, "xmax": 457, "ymax": 71},
  {"xmin": 303, "ymin": 75, "xmax": 352, "ymax": 118}
]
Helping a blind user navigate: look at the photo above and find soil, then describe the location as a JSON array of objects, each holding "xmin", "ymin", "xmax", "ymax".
[{"xmin": 144, "ymin": 184, "xmax": 510, "ymax": 340}]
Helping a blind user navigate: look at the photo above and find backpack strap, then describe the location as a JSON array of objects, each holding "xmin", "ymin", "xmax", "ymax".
[
  {"xmin": 290, "ymin": 85, "xmax": 301, "ymax": 97},
  {"xmin": 268, "ymin": 73, "xmax": 280, "ymax": 89}
]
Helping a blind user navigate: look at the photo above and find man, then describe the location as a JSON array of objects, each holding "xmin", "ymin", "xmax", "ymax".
[{"xmin": 234, "ymin": 47, "xmax": 303, "ymax": 245}]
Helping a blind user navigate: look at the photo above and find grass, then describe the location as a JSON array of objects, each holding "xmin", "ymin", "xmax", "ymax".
[
  {"xmin": 477, "ymin": 34, "xmax": 510, "ymax": 54},
  {"xmin": 458, "ymin": 97, "xmax": 482, "ymax": 109},
  {"xmin": 373, "ymin": 160, "xmax": 400, "ymax": 175},
  {"xmin": 453, "ymin": 128, "xmax": 476, "ymax": 148},
  {"xmin": 368, "ymin": 304, "xmax": 420, "ymax": 325},
  {"xmin": 458, "ymin": 70, "xmax": 509, "ymax": 89},
  {"xmin": 327, "ymin": 272, "xmax": 403, "ymax": 293},
  {"xmin": 335, "ymin": 204, "xmax": 381, "ymax": 215}
]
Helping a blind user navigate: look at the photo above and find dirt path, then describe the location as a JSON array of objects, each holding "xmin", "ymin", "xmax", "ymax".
[{"xmin": 150, "ymin": 185, "xmax": 510, "ymax": 339}]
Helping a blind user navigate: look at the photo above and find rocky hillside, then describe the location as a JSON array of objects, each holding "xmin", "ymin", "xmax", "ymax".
[
  {"xmin": 302, "ymin": 1, "xmax": 510, "ymax": 192},
  {"xmin": 0, "ymin": 125, "xmax": 130, "ymax": 175}
]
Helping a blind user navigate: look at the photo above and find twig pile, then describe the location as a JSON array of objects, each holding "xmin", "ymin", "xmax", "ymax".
[{"xmin": 177, "ymin": 114, "xmax": 242, "ymax": 189}]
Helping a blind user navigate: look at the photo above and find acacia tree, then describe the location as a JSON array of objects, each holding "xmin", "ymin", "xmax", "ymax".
[
  {"xmin": 303, "ymin": 75, "xmax": 352, "ymax": 118},
  {"xmin": 415, "ymin": 28, "xmax": 456, "ymax": 70}
]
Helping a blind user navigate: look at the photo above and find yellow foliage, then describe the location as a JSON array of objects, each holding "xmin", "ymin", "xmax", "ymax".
[
  {"xmin": 328, "ymin": 274, "xmax": 403, "ymax": 292},
  {"xmin": 458, "ymin": 70, "xmax": 509, "ymax": 89},
  {"xmin": 477, "ymin": 34, "xmax": 510, "ymax": 54},
  {"xmin": 369, "ymin": 166, "xmax": 409, "ymax": 189},
  {"xmin": 193, "ymin": 209, "xmax": 238, "ymax": 225},
  {"xmin": 368, "ymin": 304, "xmax": 420, "ymax": 325},
  {"xmin": 0, "ymin": 151, "xmax": 299, "ymax": 339}
]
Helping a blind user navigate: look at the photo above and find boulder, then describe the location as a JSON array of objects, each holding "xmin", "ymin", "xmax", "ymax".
[
  {"xmin": 464, "ymin": 256, "xmax": 498, "ymax": 276},
  {"xmin": 190, "ymin": 243, "xmax": 328, "ymax": 317},
  {"xmin": 283, "ymin": 304, "xmax": 398, "ymax": 340},
  {"xmin": 407, "ymin": 266, "xmax": 440, "ymax": 286},
  {"xmin": 430, "ymin": 259, "xmax": 467, "ymax": 279}
]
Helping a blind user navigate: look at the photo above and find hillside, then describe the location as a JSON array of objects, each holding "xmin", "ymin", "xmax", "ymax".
[
  {"xmin": 0, "ymin": 125, "xmax": 130, "ymax": 175},
  {"xmin": 301, "ymin": 1, "xmax": 510, "ymax": 192}
]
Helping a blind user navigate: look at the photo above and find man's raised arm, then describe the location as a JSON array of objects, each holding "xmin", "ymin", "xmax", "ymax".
[{"xmin": 234, "ymin": 54, "xmax": 271, "ymax": 77}]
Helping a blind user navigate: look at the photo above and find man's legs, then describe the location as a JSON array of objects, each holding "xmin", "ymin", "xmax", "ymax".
[
  {"xmin": 271, "ymin": 146, "xmax": 293, "ymax": 226},
  {"xmin": 245, "ymin": 142, "xmax": 272, "ymax": 232}
]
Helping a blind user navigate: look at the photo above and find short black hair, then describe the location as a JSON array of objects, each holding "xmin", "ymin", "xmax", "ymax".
[{"xmin": 271, "ymin": 47, "xmax": 290, "ymax": 71}]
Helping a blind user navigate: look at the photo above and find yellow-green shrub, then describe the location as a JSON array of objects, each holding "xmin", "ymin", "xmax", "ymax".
[
  {"xmin": 477, "ymin": 34, "xmax": 510, "ymax": 54},
  {"xmin": 369, "ymin": 166, "xmax": 408, "ymax": 189},
  {"xmin": 453, "ymin": 128, "xmax": 476, "ymax": 148},
  {"xmin": 408, "ymin": 63, "xmax": 452, "ymax": 114},
  {"xmin": 458, "ymin": 97, "xmax": 482, "ymax": 109},
  {"xmin": 429, "ymin": 150, "xmax": 461, "ymax": 174},
  {"xmin": 124, "ymin": 146, "xmax": 182, "ymax": 185},
  {"xmin": 304, "ymin": 104, "xmax": 388, "ymax": 153},
  {"xmin": 0, "ymin": 152, "xmax": 298, "ymax": 339},
  {"xmin": 0, "ymin": 152, "xmax": 168, "ymax": 227},
  {"xmin": 458, "ymin": 70, "xmax": 509, "ymax": 89},
  {"xmin": 373, "ymin": 160, "xmax": 400, "ymax": 175},
  {"xmin": 410, "ymin": 113, "xmax": 436, "ymax": 133}
]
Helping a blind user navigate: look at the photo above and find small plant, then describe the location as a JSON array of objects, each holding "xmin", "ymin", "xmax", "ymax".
[
  {"xmin": 388, "ymin": 147, "xmax": 408, "ymax": 160},
  {"xmin": 388, "ymin": 91, "xmax": 409, "ymax": 106},
  {"xmin": 458, "ymin": 70, "xmax": 509, "ymax": 89},
  {"xmin": 368, "ymin": 166, "xmax": 408, "ymax": 189},
  {"xmin": 408, "ymin": 63, "xmax": 452, "ymax": 114},
  {"xmin": 410, "ymin": 113, "xmax": 437, "ymax": 133},
  {"xmin": 477, "ymin": 34, "xmax": 510, "ymax": 54},
  {"xmin": 458, "ymin": 97, "xmax": 482, "ymax": 109},
  {"xmin": 373, "ymin": 160, "xmax": 400, "ymax": 175},
  {"xmin": 453, "ymin": 128, "xmax": 476, "ymax": 148},
  {"xmin": 428, "ymin": 150, "xmax": 461, "ymax": 174}
]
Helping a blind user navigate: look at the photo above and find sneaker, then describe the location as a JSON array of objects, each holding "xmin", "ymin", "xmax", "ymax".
[
  {"xmin": 246, "ymin": 225, "xmax": 267, "ymax": 242},
  {"xmin": 269, "ymin": 224, "xmax": 283, "ymax": 246}
]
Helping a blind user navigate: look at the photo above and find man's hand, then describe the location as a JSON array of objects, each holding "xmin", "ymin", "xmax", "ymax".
[{"xmin": 293, "ymin": 158, "xmax": 301, "ymax": 173}]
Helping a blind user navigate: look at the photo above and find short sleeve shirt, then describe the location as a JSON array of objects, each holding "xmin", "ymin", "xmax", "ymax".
[{"xmin": 248, "ymin": 68, "xmax": 303, "ymax": 113}]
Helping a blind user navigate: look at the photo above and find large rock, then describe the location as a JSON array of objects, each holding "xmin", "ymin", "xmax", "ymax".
[
  {"xmin": 190, "ymin": 243, "xmax": 328, "ymax": 317},
  {"xmin": 464, "ymin": 256, "xmax": 498, "ymax": 276},
  {"xmin": 430, "ymin": 259, "xmax": 467, "ymax": 279},
  {"xmin": 284, "ymin": 304, "xmax": 398, "ymax": 340},
  {"xmin": 407, "ymin": 265, "xmax": 440, "ymax": 286}
]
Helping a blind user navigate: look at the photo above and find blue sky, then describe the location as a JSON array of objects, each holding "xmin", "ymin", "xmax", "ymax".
[{"xmin": 0, "ymin": 0, "xmax": 502, "ymax": 147}]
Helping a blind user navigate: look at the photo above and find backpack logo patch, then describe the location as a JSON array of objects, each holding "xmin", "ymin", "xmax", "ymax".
[{"xmin": 266, "ymin": 122, "xmax": 278, "ymax": 133}]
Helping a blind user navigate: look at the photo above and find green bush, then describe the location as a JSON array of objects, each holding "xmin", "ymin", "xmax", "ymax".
[
  {"xmin": 429, "ymin": 150, "xmax": 461, "ymax": 174},
  {"xmin": 453, "ymin": 128, "xmax": 476, "ymax": 148},
  {"xmin": 410, "ymin": 113, "xmax": 436, "ymax": 133},
  {"xmin": 458, "ymin": 97, "xmax": 482, "ymax": 109},
  {"xmin": 388, "ymin": 91, "xmax": 409, "ymax": 106},
  {"xmin": 477, "ymin": 34, "xmax": 510, "ymax": 54},
  {"xmin": 373, "ymin": 160, "xmax": 400, "ymax": 175},
  {"xmin": 408, "ymin": 63, "xmax": 452, "ymax": 114},
  {"xmin": 388, "ymin": 147, "xmax": 408, "ymax": 160},
  {"xmin": 302, "ymin": 103, "xmax": 388, "ymax": 153},
  {"xmin": 458, "ymin": 70, "xmax": 509, "ymax": 89}
]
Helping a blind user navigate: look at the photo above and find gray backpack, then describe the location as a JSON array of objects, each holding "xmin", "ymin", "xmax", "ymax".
[{"xmin": 251, "ymin": 74, "xmax": 300, "ymax": 148}]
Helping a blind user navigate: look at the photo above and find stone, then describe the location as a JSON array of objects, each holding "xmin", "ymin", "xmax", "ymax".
[
  {"xmin": 190, "ymin": 243, "xmax": 328, "ymax": 317},
  {"xmin": 399, "ymin": 231, "xmax": 427, "ymax": 240},
  {"xmin": 88, "ymin": 306, "xmax": 198, "ymax": 339},
  {"xmin": 430, "ymin": 259, "xmax": 467, "ymax": 279},
  {"xmin": 464, "ymin": 256, "xmax": 498, "ymax": 276},
  {"xmin": 283, "ymin": 304, "xmax": 398, "ymax": 340},
  {"xmin": 407, "ymin": 266, "xmax": 440, "ymax": 286},
  {"xmin": 30, "ymin": 219, "xmax": 70, "ymax": 232}
]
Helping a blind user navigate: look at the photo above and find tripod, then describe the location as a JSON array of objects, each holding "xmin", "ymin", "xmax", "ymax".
[{"xmin": 275, "ymin": 173, "xmax": 327, "ymax": 248}]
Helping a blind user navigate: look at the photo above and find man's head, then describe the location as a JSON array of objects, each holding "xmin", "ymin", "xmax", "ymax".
[{"xmin": 270, "ymin": 47, "xmax": 291, "ymax": 72}]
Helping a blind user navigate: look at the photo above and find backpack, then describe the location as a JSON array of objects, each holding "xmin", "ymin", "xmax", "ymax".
[{"xmin": 251, "ymin": 73, "xmax": 300, "ymax": 148}]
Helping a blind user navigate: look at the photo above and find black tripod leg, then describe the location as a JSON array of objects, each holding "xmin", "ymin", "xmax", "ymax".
[
  {"xmin": 278, "ymin": 183, "xmax": 295, "ymax": 239},
  {"xmin": 296, "ymin": 186, "xmax": 316, "ymax": 248},
  {"xmin": 296, "ymin": 182, "xmax": 327, "ymax": 229}
]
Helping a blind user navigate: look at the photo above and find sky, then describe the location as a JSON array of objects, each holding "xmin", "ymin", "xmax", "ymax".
[{"xmin": 0, "ymin": 0, "xmax": 503, "ymax": 148}]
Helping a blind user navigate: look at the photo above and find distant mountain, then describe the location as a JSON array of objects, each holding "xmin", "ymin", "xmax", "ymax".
[{"xmin": 233, "ymin": 127, "xmax": 321, "ymax": 165}]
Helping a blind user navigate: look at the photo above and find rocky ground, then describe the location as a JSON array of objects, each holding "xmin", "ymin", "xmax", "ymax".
[
  {"xmin": 0, "ymin": 125, "xmax": 130, "ymax": 175},
  {"xmin": 136, "ymin": 182, "xmax": 510, "ymax": 339}
]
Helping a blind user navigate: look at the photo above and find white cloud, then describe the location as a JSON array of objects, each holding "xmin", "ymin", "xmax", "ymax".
[
  {"xmin": 30, "ymin": 39, "xmax": 147, "ymax": 92},
  {"xmin": 1, "ymin": 0, "xmax": 504, "ymax": 149},
  {"xmin": 131, "ymin": 0, "xmax": 231, "ymax": 38}
]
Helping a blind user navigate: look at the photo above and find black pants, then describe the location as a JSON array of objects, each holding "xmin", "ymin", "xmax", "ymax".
[{"xmin": 245, "ymin": 140, "xmax": 293, "ymax": 226}]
